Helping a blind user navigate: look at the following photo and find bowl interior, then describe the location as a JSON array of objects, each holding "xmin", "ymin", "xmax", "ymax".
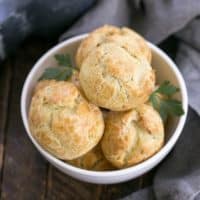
[{"xmin": 22, "ymin": 35, "xmax": 187, "ymax": 175}]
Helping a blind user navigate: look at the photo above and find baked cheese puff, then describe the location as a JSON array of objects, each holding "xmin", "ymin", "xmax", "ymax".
[
  {"xmin": 101, "ymin": 104, "xmax": 164, "ymax": 168},
  {"xmin": 29, "ymin": 81, "xmax": 104, "ymax": 160},
  {"xmin": 80, "ymin": 42, "xmax": 155, "ymax": 111},
  {"xmin": 68, "ymin": 145, "xmax": 114, "ymax": 171}
]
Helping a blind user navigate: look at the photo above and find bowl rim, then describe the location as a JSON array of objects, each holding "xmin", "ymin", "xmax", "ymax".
[{"xmin": 21, "ymin": 34, "xmax": 188, "ymax": 177}]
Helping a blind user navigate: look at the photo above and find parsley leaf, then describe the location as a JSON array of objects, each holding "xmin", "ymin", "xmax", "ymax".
[
  {"xmin": 39, "ymin": 67, "xmax": 73, "ymax": 81},
  {"xmin": 149, "ymin": 81, "xmax": 184, "ymax": 122},
  {"xmin": 39, "ymin": 54, "xmax": 74, "ymax": 81},
  {"xmin": 156, "ymin": 81, "xmax": 179, "ymax": 96},
  {"xmin": 163, "ymin": 99, "xmax": 184, "ymax": 116},
  {"xmin": 54, "ymin": 54, "xmax": 72, "ymax": 67}
]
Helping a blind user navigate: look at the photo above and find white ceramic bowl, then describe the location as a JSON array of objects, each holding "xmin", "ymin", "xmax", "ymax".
[{"xmin": 21, "ymin": 34, "xmax": 188, "ymax": 184}]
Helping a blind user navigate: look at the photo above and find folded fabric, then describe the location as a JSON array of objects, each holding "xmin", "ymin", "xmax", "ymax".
[{"xmin": 0, "ymin": 0, "xmax": 95, "ymax": 61}]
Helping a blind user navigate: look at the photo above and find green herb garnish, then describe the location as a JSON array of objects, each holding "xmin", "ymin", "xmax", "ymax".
[
  {"xmin": 54, "ymin": 54, "xmax": 72, "ymax": 67},
  {"xmin": 149, "ymin": 81, "xmax": 184, "ymax": 122},
  {"xmin": 40, "ymin": 54, "xmax": 74, "ymax": 81}
]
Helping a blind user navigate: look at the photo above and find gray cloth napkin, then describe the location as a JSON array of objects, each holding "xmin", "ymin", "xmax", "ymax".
[{"xmin": 60, "ymin": 0, "xmax": 200, "ymax": 199}]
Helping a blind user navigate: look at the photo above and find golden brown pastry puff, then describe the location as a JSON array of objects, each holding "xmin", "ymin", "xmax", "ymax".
[
  {"xmin": 76, "ymin": 25, "xmax": 151, "ymax": 68},
  {"xmin": 68, "ymin": 145, "xmax": 114, "ymax": 171},
  {"xmin": 29, "ymin": 80, "xmax": 104, "ymax": 160},
  {"xmin": 80, "ymin": 42, "xmax": 155, "ymax": 111},
  {"xmin": 101, "ymin": 104, "xmax": 164, "ymax": 168}
]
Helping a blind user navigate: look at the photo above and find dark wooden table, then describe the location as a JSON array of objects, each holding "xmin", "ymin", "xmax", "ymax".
[{"xmin": 0, "ymin": 38, "xmax": 159, "ymax": 200}]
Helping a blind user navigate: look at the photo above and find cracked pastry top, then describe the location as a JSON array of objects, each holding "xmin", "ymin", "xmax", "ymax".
[
  {"xmin": 76, "ymin": 25, "xmax": 152, "ymax": 68},
  {"xmin": 29, "ymin": 80, "xmax": 104, "ymax": 160},
  {"xmin": 101, "ymin": 104, "xmax": 164, "ymax": 168},
  {"xmin": 79, "ymin": 42, "xmax": 155, "ymax": 111}
]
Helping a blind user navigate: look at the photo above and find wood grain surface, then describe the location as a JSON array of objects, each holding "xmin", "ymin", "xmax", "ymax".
[{"xmin": 0, "ymin": 38, "xmax": 157, "ymax": 200}]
